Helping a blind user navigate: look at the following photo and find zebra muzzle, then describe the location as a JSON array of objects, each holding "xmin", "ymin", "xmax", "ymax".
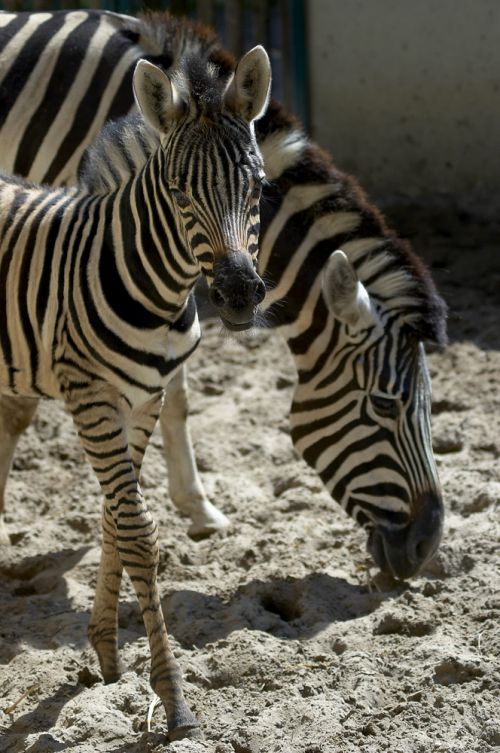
[
  {"xmin": 210, "ymin": 253, "xmax": 266, "ymax": 330},
  {"xmin": 367, "ymin": 491, "xmax": 444, "ymax": 580}
]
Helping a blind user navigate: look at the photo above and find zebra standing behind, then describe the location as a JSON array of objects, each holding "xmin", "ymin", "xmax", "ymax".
[{"xmin": 0, "ymin": 48, "xmax": 271, "ymax": 740}]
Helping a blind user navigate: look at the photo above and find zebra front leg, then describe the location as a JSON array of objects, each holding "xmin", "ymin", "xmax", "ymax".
[
  {"xmin": 160, "ymin": 364, "xmax": 230, "ymax": 538},
  {"xmin": 72, "ymin": 394, "xmax": 123, "ymax": 682},
  {"xmin": 0, "ymin": 395, "xmax": 39, "ymax": 545},
  {"xmin": 88, "ymin": 510, "xmax": 123, "ymax": 683},
  {"xmin": 71, "ymin": 392, "xmax": 200, "ymax": 740}
]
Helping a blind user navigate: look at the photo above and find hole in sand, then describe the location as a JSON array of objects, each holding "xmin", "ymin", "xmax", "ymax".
[{"xmin": 260, "ymin": 591, "xmax": 303, "ymax": 622}]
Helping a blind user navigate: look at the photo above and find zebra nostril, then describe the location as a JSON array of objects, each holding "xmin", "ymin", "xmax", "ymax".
[
  {"xmin": 210, "ymin": 287, "xmax": 226, "ymax": 308},
  {"xmin": 254, "ymin": 279, "xmax": 266, "ymax": 305},
  {"xmin": 412, "ymin": 536, "xmax": 430, "ymax": 565}
]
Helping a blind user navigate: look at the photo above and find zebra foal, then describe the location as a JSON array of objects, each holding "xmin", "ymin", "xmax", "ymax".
[{"xmin": 0, "ymin": 48, "xmax": 271, "ymax": 739}]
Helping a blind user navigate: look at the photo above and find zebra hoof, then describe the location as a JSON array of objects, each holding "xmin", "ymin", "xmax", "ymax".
[
  {"xmin": 167, "ymin": 706, "xmax": 202, "ymax": 742},
  {"xmin": 186, "ymin": 500, "xmax": 230, "ymax": 540},
  {"xmin": 168, "ymin": 723, "xmax": 203, "ymax": 742},
  {"xmin": 96, "ymin": 655, "xmax": 122, "ymax": 684},
  {"xmin": 102, "ymin": 669, "xmax": 122, "ymax": 684}
]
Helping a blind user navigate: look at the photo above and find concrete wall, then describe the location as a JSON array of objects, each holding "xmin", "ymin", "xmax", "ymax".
[{"xmin": 307, "ymin": 0, "xmax": 500, "ymax": 204}]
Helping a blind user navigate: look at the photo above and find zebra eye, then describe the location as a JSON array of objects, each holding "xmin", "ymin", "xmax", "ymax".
[
  {"xmin": 370, "ymin": 394, "xmax": 400, "ymax": 419},
  {"xmin": 171, "ymin": 188, "xmax": 190, "ymax": 209},
  {"xmin": 251, "ymin": 182, "xmax": 262, "ymax": 201}
]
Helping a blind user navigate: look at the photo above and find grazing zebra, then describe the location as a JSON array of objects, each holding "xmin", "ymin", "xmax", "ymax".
[
  {"xmin": 257, "ymin": 110, "xmax": 447, "ymax": 580},
  {"xmin": 0, "ymin": 47, "xmax": 271, "ymax": 740},
  {"xmin": 0, "ymin": 10, "xmax": 447, "ymax": 580}
]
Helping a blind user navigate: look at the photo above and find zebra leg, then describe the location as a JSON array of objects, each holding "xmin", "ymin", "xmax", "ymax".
[
  {"xmin": 89, "ymin": 508, "xmax": 123, "ymax": 682},
  {"xmin": 160, "ymin": 364, "xmax": 230, "ymax": 538},
  {"xmin": 0, "ymin": 394, "xmax": 39, "ymax": 545},
  {"xmin": 70, "ymin": 391, "xmax": 199, "ymax": 739}
]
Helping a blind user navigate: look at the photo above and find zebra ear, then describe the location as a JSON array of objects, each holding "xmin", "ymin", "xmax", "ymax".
[
  {"xmin": 133, "ymin": 59, "xmax": 184, "ymax": 132},
  {"xmin": 322, "ymin": 250, "xmax": 378, "ymax": 330},
  {"xmin": 224, "ymin": 46, "xmax": 271, "ymax": 122}
]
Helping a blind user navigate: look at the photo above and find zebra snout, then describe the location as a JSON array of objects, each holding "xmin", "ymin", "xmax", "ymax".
[
  {"xmin": 210, "ymin": 277, "xmax": 265, "ymax": 309},
  {"xmin": 210, "ymin": 254, "xmax": 266, "ymax": 331},
  {"xmin": 367, "ymin": 492, "xmax": 444, "ymax": 580}
]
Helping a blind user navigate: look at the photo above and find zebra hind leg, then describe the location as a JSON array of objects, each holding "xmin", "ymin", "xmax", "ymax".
[
  {"xmin": 70, "ymin": 391, "xmax": 200, "ymax": 740},
  {"xmin": 0, "ymin": 394, "xmax": 39, "ymax": 545},
  {"xmin": 160, "ymin": 365, "xmax": 230, "ymax": 539}
]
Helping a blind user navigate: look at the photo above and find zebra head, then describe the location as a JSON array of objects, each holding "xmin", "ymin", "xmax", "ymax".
[
  {"xmin": 132, "ymin": 50, "xmax": 271, "ymax": 331},
  {"xmin": 291, "ymin": 249, "xmax": 445, "ymax": 580}
]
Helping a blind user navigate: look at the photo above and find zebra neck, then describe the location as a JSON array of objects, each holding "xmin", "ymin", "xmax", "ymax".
[
  {"xmin": 258, "ymin": 233, "xmax": 345, "ymax": 384},
  {"xmin": 110, "ymin": 152, "xmax": 200, "ymax": 321},
  {"xmin": 260, "ymin": 227, "xmax": 337, "ymax": 369},
  {"xmin": 282, "ymin": 305, "xmax": 341, "ymax": 384}
]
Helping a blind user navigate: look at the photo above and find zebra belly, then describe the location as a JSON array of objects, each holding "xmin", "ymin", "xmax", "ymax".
[{"xmin": 0, "ymin": 350, "xmax": 63, "ymax": 400}]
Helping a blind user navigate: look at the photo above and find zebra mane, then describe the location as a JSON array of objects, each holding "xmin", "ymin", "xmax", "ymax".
[
  {"xmin": 80, "ymin": 113, "xmax": 160, "ymax": 194},
  {"xmin": 129, "ymin": 11, "xmax": 234, "ymax": 78},
  {"xmin": 128, "ymin": 11, "xmax": 235, "ymax": 119},
  {"xmin": 80, "ymin": 13, "xmax": 236, "ymax": 193}
]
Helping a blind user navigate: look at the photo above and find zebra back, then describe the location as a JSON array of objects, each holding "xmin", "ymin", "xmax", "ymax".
[{"xmin": 0, "ymin": 10, "xmax": 230, "ymax": 186}]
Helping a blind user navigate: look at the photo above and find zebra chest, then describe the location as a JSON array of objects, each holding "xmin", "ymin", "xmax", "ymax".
[
  {"xmin": 54, "ymin": 306, "xmax": 202, "ymax": 410},
  {"xmin": 111, "ymin": 325, "xmax": 201, "ymax": 409}
]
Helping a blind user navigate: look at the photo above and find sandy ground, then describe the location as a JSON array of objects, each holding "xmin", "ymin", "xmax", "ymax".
[{"xmin": 0, "ymin": 207, "xmax": 499, "ymax": 753}]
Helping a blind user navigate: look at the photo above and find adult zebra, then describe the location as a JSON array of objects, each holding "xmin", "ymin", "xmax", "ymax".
[
  {"xmin": 0, "ymin": 48, "xmax": 271, "ymax": 740},
  {"xmin": 0, "ymin": 10, "xmax": 447, "ymax": 580}
]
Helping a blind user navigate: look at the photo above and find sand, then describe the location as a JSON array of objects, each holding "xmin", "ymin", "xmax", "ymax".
[{"xmin": 0, "ymin": 207, "xmax": 499, "ymax": 753}]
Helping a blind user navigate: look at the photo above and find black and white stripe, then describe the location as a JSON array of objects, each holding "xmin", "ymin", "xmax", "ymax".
[
  {"xmin": 0, "ymin": 11, "xmax": 137, "ymax": 184},
  {"xmin": 0, "ymin": 10, "xmax": 447, "ymax": 581}
]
